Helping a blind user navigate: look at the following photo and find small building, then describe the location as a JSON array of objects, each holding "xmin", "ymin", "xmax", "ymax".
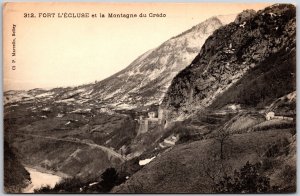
[
  {"xmin": 160, "ymin": 134, "xmax": 179, "ymax": 148},
  {"xmin": 148, "ymin": 111, "xmax": 156, "ymax": 119},
  {"xmin": 158, "ymin": 108, "xmax": 164, "ymax": 120},
  {"xmin": 42, "ymin": 107, "xmax": 51, "ymax": 112},
  {"xmin": 57, "ymin": 113, "xmax": 64, "ymax": 118},
  {"xmin": 138, "ymin": 119, "xmax": 148, "ymax": 135},
  {"xmin": 266, "ymin": 112, "xmax": 275, "ymax": 120},
  {"xmin": 228, "ymin": 104, "xmax": 241, "ymax": 111}
]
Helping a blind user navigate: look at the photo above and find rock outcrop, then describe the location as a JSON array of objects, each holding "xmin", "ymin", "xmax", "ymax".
[
  {"xmin": 234, "ymin": 9, "xmax": 256, "ymax": 24},
  {"xmin": 162, "ymin": 4, "xmax": 296, "ymax": 122}
]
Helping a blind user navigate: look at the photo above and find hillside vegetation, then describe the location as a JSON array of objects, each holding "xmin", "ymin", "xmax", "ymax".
[
  {"xmin": 3, "ymin": 4, "xmax": 296, "ymax": 194},
  {"xmin": 4, "ymin": 141, "xmax": 31, "ymax": 193}
]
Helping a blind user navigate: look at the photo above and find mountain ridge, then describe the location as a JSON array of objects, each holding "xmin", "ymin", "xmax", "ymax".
[
  {"xmin": 4, "ymin": 14, "xmax": 236, "ymax": 110},
  {"xmin": 161, "ymin": 3, "xmax": 296, "ymax": 122}
]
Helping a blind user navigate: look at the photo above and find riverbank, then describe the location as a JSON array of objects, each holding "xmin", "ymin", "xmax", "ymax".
[
  {"xmin": 22, "ymin": 166, "xmax": 68, "ymax": 193},
  {"xmin": 24, "ymin": 164, "xmax": 69, "ymax": 178}
]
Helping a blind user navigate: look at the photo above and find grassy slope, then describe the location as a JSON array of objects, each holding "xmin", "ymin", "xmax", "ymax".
[
  {"xmin": 4, "ymin": 99, "xmax": 138, "ymax": 181},
  {"xmin": 10, "ymin": 134, "xmax": 123, "ymax": 180},
  {"xmin": 113, "ymin": 128, "xmax": 295, "ymax": 193}
]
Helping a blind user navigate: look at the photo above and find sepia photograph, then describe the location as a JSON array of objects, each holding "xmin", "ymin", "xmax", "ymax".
[{"xmin": 3, "ymin": 2, "xmax": 296, "ymax": 193}]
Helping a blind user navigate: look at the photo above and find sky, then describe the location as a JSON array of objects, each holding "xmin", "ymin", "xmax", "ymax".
[{"xmin": 3, "ymin": 2, "xmax": 272, "ymax": 91}]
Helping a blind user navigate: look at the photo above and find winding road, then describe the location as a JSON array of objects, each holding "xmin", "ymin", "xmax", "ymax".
[{"xmin": 15, "ymin": 133, "xmax": 126, "ymax": 161}]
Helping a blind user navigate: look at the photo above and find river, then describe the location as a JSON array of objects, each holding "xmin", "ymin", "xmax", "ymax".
[{"xmin": 23, "ymin": 167, "xmax": 62, "ymax": 193}]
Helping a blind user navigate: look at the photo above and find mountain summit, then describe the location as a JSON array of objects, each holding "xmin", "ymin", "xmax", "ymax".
[{"xmin": 88, "ymin": 15, "xmax": 236, "ymax": 109}]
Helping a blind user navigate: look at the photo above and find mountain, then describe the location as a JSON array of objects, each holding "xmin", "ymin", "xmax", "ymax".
[
  {"xmin": 4, "ymin": 15, "xmax": 235, "ymax": 110},
  {"xmin": 111, "ymin": 4, "xmax": 296, "ymax": 193},
  {"xmin": 3, "ymin": 14, "xmax": 236, "ymax": 192},
  {"xmin": 89, "ymin": 15, "xmax": 236, "ymax": 109},
  {"xmin": 4, "ymin": 4, "xmax": 297, "ymax": 193},
  {"xmin": 161, "ymin": 4, "xmax": 296, "ymax": 122}
]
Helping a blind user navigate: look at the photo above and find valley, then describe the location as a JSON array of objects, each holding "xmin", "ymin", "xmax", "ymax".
[
  {"xmin": 5, "ymin": 90, "xmax": 296, "ymax": 193},
  {"xmin": 3, "ymin": 3, "xmax": 296, "ymax": 194}
]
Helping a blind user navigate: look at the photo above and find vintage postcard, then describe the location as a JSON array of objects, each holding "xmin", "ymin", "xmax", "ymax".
[{"xmin": 3, "ymin": 2, "xmax": 296, "ymax": 193}]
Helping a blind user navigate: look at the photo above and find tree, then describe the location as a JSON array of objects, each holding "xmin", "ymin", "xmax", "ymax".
[
  {"xmin": 216, "ymin": 129, "xmax": 230, "ymax": 160},
  {"xmin": 215, "ymin": 161, "xmax": 271, "ymax": 193},
  {"xmin": 200, "ymin": 157, "xmax": 232, "ymax": 186},
  {"xmin": 100, "ymin": 168, "xmax": 119, "ymax": 192}
]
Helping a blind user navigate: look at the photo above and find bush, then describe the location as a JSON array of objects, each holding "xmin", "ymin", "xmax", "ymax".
[
  {"xmin": 280, "ymin": 165, "xmax": 296, "ymax": 190},
  {"xmin": 34, "ymin": 177, "xmax": 85, "ymax": 193},
  {"xmin": 100, "ymin": 167, "xmax": 119, "ymax": 192},
  {"xmin": 264, "ymin": 138, "xmax": 290, "ymax": 157},
  {"xmin": 215, "ymin": 161, "xmax": 271, "ymax": 193}
]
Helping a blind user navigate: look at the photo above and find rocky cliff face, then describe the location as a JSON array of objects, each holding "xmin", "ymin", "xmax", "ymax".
[{"xmin": 162, "ymin": 4, "xmax": 296, "ymax": 121}]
